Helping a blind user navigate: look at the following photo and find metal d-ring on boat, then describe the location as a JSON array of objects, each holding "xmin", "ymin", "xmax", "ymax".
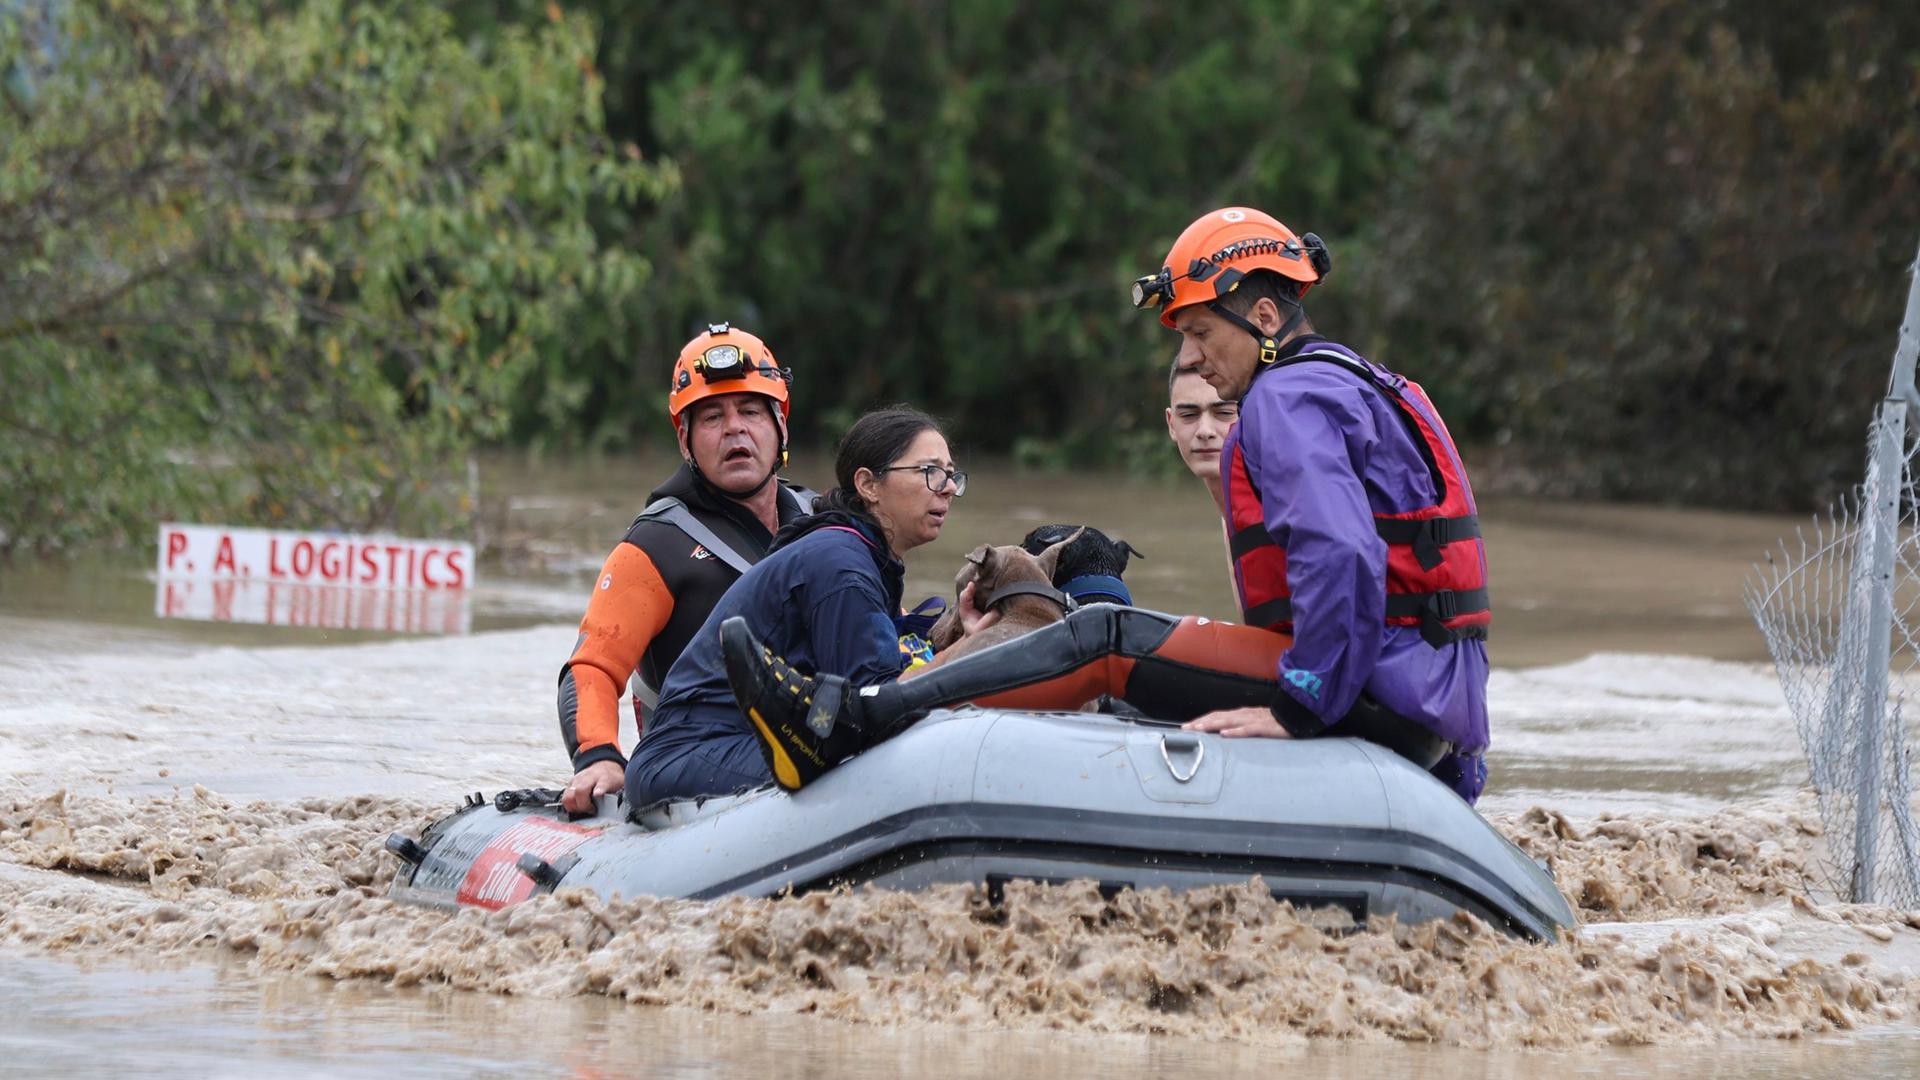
[
  {"xmin": 1159, "ymin": 731, "xmax": 1204, "ymax": 782},
  {"xmin": 386, "ymin": 708, "xmax": 1576, "ymax": 941}
]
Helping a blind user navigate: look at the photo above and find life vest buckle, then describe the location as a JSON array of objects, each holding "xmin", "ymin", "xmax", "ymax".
[
  {"xmin": 1413, "ymin": 518, "xmax": 1446, "ymax": 571},
  {"xmin": 1419, "ymin": 590, "xmax": 1460, "ymax": 648}
]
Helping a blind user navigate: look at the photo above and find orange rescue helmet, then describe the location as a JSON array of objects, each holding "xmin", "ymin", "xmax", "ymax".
[
  {"xmin": 1132, "ymin": 207, "xmax": 1331, "ymax": 329},
  {"xmin": 667, "ymin": 323, "xmax": 792, "ymax": 435}
]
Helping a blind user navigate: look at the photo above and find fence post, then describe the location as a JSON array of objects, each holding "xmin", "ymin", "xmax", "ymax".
[
  {"xmin": 1853, "ymin": 244, "xmax": 1920, "ymax": 902},
  {"xmin": 1853, "ymin": 400, "xmax": 1902, "ymax": 901}
]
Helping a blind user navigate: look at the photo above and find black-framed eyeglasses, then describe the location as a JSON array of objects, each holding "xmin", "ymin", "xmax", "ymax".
[{"xmin": 880, "ymin": 464, "xmax": 967, "ymax": 496}]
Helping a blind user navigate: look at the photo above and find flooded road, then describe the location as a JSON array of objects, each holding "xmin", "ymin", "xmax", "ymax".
[
  {"xmin": 12, "ymin": 950, "xmax": 1920, "ymax": 1080},
  {"xmin": 5, "ymin": 456, "xmax": 1920, "ymax": 1075}
]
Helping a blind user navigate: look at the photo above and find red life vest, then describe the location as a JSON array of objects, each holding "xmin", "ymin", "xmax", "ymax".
[{"xmin": 1224, "ymin": 347, "xmax": 1490, "ymax": 647}]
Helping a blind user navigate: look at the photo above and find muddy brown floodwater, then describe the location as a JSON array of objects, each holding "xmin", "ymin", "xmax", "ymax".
[{"xmin": 4, "ymin": 457, "xmax": 1920, "ymax": 1077}]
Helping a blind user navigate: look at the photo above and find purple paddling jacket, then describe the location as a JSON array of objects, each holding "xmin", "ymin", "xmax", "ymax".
[{"xmin": 1222, "ymin": 336, "xmax": 1491, "ymax": 802}]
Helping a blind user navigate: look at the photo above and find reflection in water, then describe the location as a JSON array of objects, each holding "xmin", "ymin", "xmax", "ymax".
[{"xmin": 155, "ymin": 578, "xmax": 474, "ymax": 635}]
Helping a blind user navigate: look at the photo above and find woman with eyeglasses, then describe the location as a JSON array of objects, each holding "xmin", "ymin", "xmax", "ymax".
[{"xmin": 625, "ymin": 406, "xmax": 984, "ymax": 805}]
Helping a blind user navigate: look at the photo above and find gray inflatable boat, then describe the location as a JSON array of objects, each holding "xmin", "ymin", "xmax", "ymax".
[{"xmin": 386, "ymin": 707, "xmax": 1575, "ymax": 940}]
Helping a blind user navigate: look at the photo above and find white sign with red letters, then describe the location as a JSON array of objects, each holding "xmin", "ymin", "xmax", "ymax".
[
  {"xmin": 157, "ymin": 523, "xmax": 473, "ymax": 588},
  {"xmin": 154, "ymin": 524, "xmax": 475, "ymax": 634}
]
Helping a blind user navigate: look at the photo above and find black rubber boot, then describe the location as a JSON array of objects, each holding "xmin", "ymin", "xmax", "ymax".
[{"xmin": 722, "ymin": 617, "xmax": 874, "ymax": 791}]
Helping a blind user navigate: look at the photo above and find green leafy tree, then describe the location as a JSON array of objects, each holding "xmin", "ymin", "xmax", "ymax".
[
  {"xmin": 0, "ymin": 0, "xmax": 666, "ymax": 554},
  {"xmin": 1352, "ymin": 0, "xmax": 1920, "ymax": 509},
  {"xmin": 456, "ymin": 0, "xmax": 1393, "ymax": 463}
]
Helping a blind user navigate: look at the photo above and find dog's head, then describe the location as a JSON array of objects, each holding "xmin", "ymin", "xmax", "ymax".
[
  {"xmin": 1018, "ymin": 524, "xmax": 1145, "ymax": 585},
  {"xmin": 928, "ymin": 529, "xmax": 1083, "ymax": 650},
  {"xmin": 965, "ymin": 527, "xmax": 1082, "ymax": 602}
]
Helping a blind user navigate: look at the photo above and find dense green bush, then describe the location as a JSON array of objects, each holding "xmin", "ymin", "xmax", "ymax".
[
  {"xmin": 5, "ymin": 0, "xmax": 1915, "ymax": 554},
  {"xmin": 0, "ymin": 1, "xmax": 662, "ymax": 553},
  {"xmin": 505, "ymin": 0, "xmax": 1396, "ymax": 463},
  {"xmin": 512, "ymin": 0, "xmax": 1917, "ymax": 508},
  {"xmin": 1351, "ymin": 0, "xmax": 1920, "ymax": 509}
]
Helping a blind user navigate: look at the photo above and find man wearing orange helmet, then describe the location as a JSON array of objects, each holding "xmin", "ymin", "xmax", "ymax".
[
  {"xmin": 721, "ymin": 210, "xmax": 1490, "ymax": 803},
  {"xmin": 1144, "ymin": 207, "xmax": 1491, "ymax": 801},
  {"xmin": 555, "ymin": 323, "xmax": 815, "ymax": 813}
]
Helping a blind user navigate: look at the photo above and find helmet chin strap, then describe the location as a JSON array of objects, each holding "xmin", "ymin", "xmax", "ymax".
[{"xmin": 1209, "ymin": 297, "xmax": 1306, "ymax": 366}]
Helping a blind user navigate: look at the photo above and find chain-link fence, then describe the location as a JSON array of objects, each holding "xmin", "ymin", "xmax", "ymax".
[
  {"xmin": 1746, "ymin": 247, "xmax": 1920, "ymax": 907},
  {"xmin": 1747, "ymin": 418, "xmax": 1920, "ymax": 906}
]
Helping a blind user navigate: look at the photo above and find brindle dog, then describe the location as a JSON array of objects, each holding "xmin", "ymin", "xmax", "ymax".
[{"xmin": 912, "ymin": 528, "xmax": 1084, "ymax": 675}]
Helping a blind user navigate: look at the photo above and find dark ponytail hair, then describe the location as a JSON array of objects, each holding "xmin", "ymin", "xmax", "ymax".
[{"xmin": 815, "ymin": 406, "xmax": 945, "ymax": 528}]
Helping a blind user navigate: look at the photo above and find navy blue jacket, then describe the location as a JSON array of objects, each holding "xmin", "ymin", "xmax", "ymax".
[{"xmin": 631, "ymin": 512, "xmax": 907, "ymax": 769}]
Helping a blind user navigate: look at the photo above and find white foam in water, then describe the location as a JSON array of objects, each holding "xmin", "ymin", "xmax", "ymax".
[
  {"xmin": 4, "ymin": 623, "xmax": 1920, "ymax": 1067},
  {"xmin": 0, "ymin": 624, "xmax": 581, "ymax": 799},
  {"xmin": 1482, "ymin": 654, "xmax": 1806, "ymax": 818},
  {"xmin": 1504, "ymin": 652, "xmax": 1792, "ymax": 707},
  {"xmin": 0, "ymin": 623, "xmax": 1804, "ymax": 812}
]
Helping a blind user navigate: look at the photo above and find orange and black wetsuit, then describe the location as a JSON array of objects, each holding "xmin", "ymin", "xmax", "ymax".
[
  {"xmin": 729, "ymin": 602, "xmax": 1460, "ymax": 798},
  {"xmin": 558, "ymin": 465, "xmax": 812, "ymax": 774},
  {"xmin": 852, "ymin": 606, "xmax": 1455, "ymax": 768}
]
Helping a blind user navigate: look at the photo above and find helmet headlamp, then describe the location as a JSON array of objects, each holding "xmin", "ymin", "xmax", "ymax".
[
  {"xmin": 699, "ymin": 343, "xmax": 745, "ymax": 380},
  {"xmin": 1131, "ymin": 268, "xmax": 1174, "ymax": 310}
]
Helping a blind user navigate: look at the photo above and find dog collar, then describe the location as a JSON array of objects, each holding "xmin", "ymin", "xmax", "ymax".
[
  {"xmin": 1060, "ymin": 574, "xmax": 1132, "ymax": 606},
  {"xmin": 981, "ymin": 580, "xmax": 1074, "ymax": 614}
]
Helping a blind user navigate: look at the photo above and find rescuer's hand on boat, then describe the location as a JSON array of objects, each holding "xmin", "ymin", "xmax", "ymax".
[
  {"xmin": 1183, "ymin": 707, "xmax": 1291, "ymax": 739},
  {"xmin": 562, "ymin": 759, "xmax": 624, "ymax": 814}
]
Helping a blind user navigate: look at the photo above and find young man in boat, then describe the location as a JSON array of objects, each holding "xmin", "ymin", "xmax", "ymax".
[
  {"xmin": 1166, "ymin": 350, "xmax": 1254, "ymax": 620},
  {"xmin": 724, "ymin": 207, "xmax": 1491, "ymax": 803},
  {"xmin": 555, "ymin": 324, "xmax": 815, "ymax": 814},
  {"xmin": 1166, "ymin": 352, "xmax": 1238, "ymax": 513}
]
